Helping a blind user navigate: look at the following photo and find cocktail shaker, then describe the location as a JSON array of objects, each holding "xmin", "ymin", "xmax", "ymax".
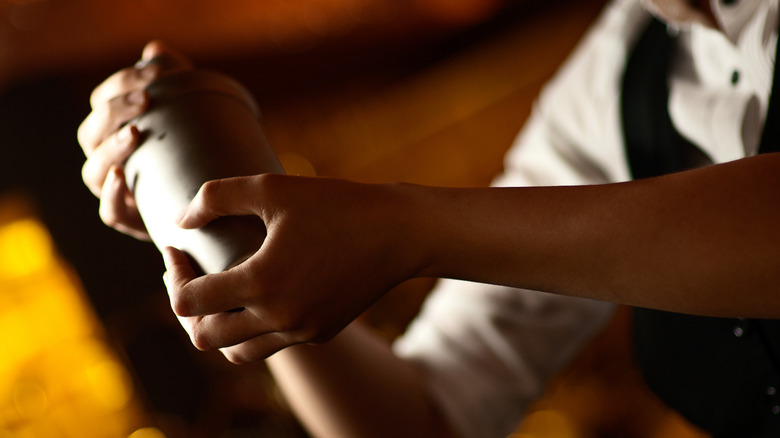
[{"xmin": 123, "ymin": 67, "xmax": 284, "ymax": 275}]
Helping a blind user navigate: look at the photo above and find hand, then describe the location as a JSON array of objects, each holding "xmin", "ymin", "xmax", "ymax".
[
  {"xmin": 161, "ymin": 174, "xmax": 423, "ymax": 363},
  {"xmin": 77, "ymin": 40, "xmax": 193, "ymax": 240}
]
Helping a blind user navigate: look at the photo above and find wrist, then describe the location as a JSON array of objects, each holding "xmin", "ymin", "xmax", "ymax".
[
  {"xmin": 371, "ymin": 182, "xmax": 440, "ymax": 281},
  {"xmin": 378, "ymin": 182, "xmax": 465, "ymax": 281}
]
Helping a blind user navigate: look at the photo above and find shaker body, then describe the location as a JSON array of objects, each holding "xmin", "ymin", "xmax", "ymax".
[{"xmin": 124, "ymin": 70, "xmax": 284, "ymax": 274}]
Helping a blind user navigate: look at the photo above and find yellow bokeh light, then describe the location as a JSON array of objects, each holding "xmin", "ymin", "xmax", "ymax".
[
  {"xmin": 83, "ymin": 359, "xmax": 133, "ymax": 412},
  {"xmin": 278, "ymin": 152, "xmax": 317, "ymax": 177},
  {"xmin": 12, "ymin": 380, "xmax": 48, "ymax": 420},
  {"xmin": 0, "ymin": 218, "xmax": 53, "ymax": 278},
  {"xmin": 0, "ymin": 195, "xmax": 148, "ymax": 437}
]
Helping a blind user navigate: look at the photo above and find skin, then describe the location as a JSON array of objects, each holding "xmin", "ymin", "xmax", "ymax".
[
  {"xmin": 159, "ymin": 156, "xmax": 780, "ymax": 352},
  {"xmin": 79, "ymin": 41, "xmax": 453, "ymax": 438},
  {"xmin": 80, "ymin": 18, "xmax": 780, "ymax": 434},
  {"xmin": 642, "ymin": 0, "xmax": 718, "ymax": 29}
]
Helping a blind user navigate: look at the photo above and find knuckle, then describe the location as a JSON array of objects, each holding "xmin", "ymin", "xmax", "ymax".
[
  {"xmin": 288, "ymin": 311, "xmax": 339, "ymax": 345},
  {"xmin": 193, "ymin": 180, "xmax": 227, "ymax": 218},
  {"xmin": 95, "ymin": 93, "xmax": 144, "ymax": 134},
  {"xmin": 109, "ymin": 93, "xmax": 138, "ymax": 118},
  {"xmin": 274, "ymin": 309, "xmax": 306, "ymax": 334},
  {"xmin": 88, "ymin": 83, "xmax": 109, "ymax": 109},
  {"xmin": 90, "ymin": 67, "xmax": 136, "ymax": 106},
  {"xmin": 255, "ymin": 173, "xmax": 283, "ymax": 194},
  {"xmin": 81, "ymin": 162, "xmax": 101, "ymax": 197},
  {"xmin": 198, "ymin": 179, "xmax": 223, "ymax": 204},
  {"xmin": 76, "ymin": 120, "xmax": 91, "ymax": 150},
  {"xmin": 299, "ymin": 324, "xmax": 334, "ymax": 345},
  {"xmin": 221, "ymin": 349, "xmax": 247, "ymax": 365},
  {"xmin": 98, "ymin": 201, "xmax": 118, "ymax": 228},
  {"xmin": 189, "ymin": 326, "xmax": 211, "ymax": 351},
  {"xmin": 275, "ymin": 312, "xmax": 316, "ymax": 343},
  {"xmin": 255, "ymin": 172, "xmax": 276, "ymax": 185},
  {"xmin": 91, "ymin": 102, "xmax": 124, "ymax": 139},
  {"xmin": 77, "ymin": 114, "xmax": 103, "ymax": 154},
  {"xmin": 253, "ymin": 173, "xmax": 290, "ymax": 214},
  {"xmin": 169, "ymin": 294, "xmax": 191, "ymax": 317}
]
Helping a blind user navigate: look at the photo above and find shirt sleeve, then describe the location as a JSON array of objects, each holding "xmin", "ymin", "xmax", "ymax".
[
  {"xmin": 394, "ymin": 283, "xmax": 615, "ymax": 438},
  {"xmin": 392, "ymin": 1, "xmax": 650, "ymax": 437}
]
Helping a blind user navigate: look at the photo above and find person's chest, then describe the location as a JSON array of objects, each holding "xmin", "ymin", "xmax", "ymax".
[{"xmin": 664, "ymin": 0, "xmax": 777, "ymax": 163}]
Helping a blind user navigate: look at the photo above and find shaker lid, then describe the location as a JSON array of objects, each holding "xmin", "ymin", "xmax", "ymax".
[{"xmin": 144, "ymin": 69, "xmax": 261, "ymax": 119}]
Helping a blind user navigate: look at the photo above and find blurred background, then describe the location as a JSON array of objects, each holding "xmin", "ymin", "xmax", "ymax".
[{"xmin": 0, "ymin": 0, "xmax": 710, "ymax": 437}]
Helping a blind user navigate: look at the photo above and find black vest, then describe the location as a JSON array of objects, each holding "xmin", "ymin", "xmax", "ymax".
[{"xmin": 622, "ymin": 18, "xmax": 780, "ymax": 437}]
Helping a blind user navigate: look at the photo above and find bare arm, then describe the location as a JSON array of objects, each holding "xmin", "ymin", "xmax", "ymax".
[
  {"xmin": 80, "ymin": 40, "xmax": 780, "ymax": 438},
  {"xmin": 80, "ymin": 42, "xmax": 458, "ymax": 438},
  {"xmin": 267, "ymin": 323, "xmax": 453, "ymax": 438},
  {"xmin": 411, "ymin": 153, "xmax": 780, "ymax": 317},
  {"xmin": 165, "ymin": 153, "xmax": 780, "ymax": 368}
]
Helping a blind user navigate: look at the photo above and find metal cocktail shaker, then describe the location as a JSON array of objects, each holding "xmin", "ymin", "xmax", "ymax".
[{"xmin": 123, "ymin": 68, "xmax": 284, "ymax": 275}]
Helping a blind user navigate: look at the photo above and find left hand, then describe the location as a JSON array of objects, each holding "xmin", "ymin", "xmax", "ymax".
[{"xmin": 78, "ymin": 40, "xmax": 193, "ymax": 240}]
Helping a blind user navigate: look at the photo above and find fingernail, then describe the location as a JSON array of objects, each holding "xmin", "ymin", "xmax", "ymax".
[
  {"xmin": 103, "ymin": 166, "xmax": 116, "ymax": 189},
  {"xmin": 107, "ymin": 166, "xmax": 123, "ymax": 189},
  {"xmin": 126, "ymin": 90, "xmax": 145, "ymax": 105},
  {"xmin": 105, "ymin": 165, "xmax": 117, "ymax": 182},
  {"xmin": 101, "ymin": 166, "xmax": 119, "ymax": 198}
]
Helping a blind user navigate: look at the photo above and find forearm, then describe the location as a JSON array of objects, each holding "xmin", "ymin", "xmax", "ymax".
[
  {"xmin": 409, "ymin": 153, "xmax": 780, "ymax": 318},
  {"xmin": 267, "ymin": 322, "xmax": 453, "ymax": 438}
]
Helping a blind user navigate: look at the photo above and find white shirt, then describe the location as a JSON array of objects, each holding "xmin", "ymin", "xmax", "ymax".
[{"xmin": 392, "ymin": 1, "xmax": 778, "ymax": 437}]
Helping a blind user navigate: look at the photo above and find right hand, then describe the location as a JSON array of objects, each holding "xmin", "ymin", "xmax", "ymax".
[
  {"xmin": 77, "ymin": 40, "xmax": 193, "ymax": 240},
  {"xmin": 160, "ymin": 174, "xmax": 427, "ymax": 363}
]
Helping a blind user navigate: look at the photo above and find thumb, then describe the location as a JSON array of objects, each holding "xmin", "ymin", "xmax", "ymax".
[
  {"xmin": 177, "ymin": 177, "xmax": 261, "ymax": 229},
  {"xmin": 161, "ymin": 246, "xmax": 198, "ymax": 294}
]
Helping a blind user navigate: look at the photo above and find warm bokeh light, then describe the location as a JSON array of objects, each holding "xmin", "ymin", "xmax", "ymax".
[
  {"xmin": 278, "ymin": 152, "xmax": 318, "ymax": 177},
  {"xmin": 0, "ymin": 218, "xmax": 51, "ymax": 278},
  {"xmin": 128, "ymin": 427, "xmax": 167, "ymax": 438},
  {"xmin": 0, "ymin": 194, "xmax": 152, "ymax": 437}
]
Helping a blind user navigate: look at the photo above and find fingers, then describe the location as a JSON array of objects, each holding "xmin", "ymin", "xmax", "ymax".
[
  {"xmin": 78, "ymin": 88, "xmax": 150, "ymax": 156},
  {"xmin": 88, "ymin": 63, "xmax": 159, "ymax": 113},
  {"xmin": 219, "ymin": 332, "xmax": 296, "ymax": 364},
  {"xmin": 79, "ymin": 39, "xmax": 192, "ymax": 153},
  {"xmin": 79, "ymin": 41, "xmax": 195, "ymax": 239},
  {"xmin": 98, "ymin": 166, "xmax": 150, "ymax": 240},
  {"xmin": 79, "ymin": 40, "xmax": 193, "ymax": 167},
  {"xmin": 162, "ymin": 246, "xmax": 250, "ymax": 317},
  {"xmin": 162, "ymin": 246, "xmax": 294, "ymax": 357},
  {"xmin": 82, "ymin": 124, "xmax": 138, "ymax": 197},
  {"xmin": 181, "ymin": 310, "xmax": 280, "ymax": 354},
  {"xmin": 177, "ymin": 177, "xmax": 264, "ymax": 229},
  {"xmin": 176, "ymin": 310, "xmax": 294, "ymax": 362}
]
